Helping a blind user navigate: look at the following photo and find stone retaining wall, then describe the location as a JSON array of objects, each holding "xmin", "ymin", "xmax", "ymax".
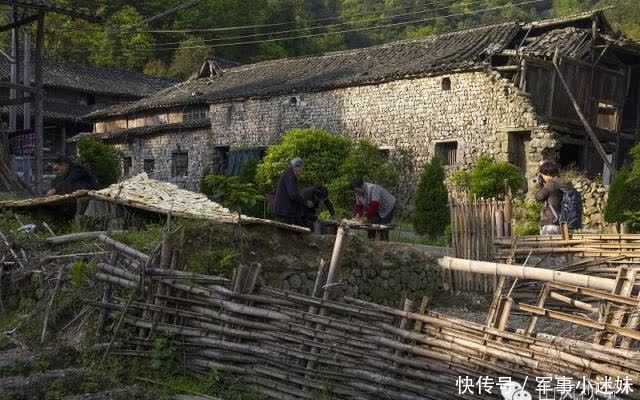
[{"xmin": 572, "ymin": 175, "xmax": 608, "ymax": 230}]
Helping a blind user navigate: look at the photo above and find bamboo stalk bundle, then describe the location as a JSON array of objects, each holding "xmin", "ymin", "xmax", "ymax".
[{"xmin": 90, "ymin": 238, "xmax": 640, "ymax": 400}]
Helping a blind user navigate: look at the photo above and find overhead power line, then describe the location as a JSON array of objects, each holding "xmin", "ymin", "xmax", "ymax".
[
  {"xmin": 144, "ymin": 0, "xmax": 462, "ymax": 34},
  {"xmin": 126, "ymin": 0, "xmax": 203, "ymax": 31},
  {"xmin": 150, "ymin": 0, "xmax": 492, "ymax": 48},
  {"xmin": 75, "ymin": 0, "xmax": 544, "ymax": 53}
]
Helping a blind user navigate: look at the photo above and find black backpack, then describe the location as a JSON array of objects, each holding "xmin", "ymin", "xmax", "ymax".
[{"xmin": 550, "ymin": 189, "xmax": 583, "ymax": 230}]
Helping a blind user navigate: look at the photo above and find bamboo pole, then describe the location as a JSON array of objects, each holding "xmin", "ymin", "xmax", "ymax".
[{"xmin": 438, "ymin": 257, "xmax": 616, "ymax": 291}]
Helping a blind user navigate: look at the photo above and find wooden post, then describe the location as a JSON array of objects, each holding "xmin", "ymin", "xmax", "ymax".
[
  {"xmin": 33, "ymin": 11, "xmax": 44, "ymax": 193},
  {"xmin": 553, "ymin": 49, "xmax": 615, "ymax": 176},
  {"xmin": 525, "ymin": 284, "xmax": 550, "ymax": 336}
]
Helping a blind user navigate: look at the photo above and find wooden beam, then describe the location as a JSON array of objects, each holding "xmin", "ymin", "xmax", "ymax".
[
  {"xmin": 0, "ymin": 14, "xmax": 39, "ymax": 32},
  {"xmin": 0, "ymin": 81, "xmax": 36, "ymax": 93},
  {"xmin": 0, "ymin": 96, "xmax": 31, "ymax": 106},
  {"xmin": 553, "ymin": 50, "xmax": 616, "ymax": 175}
]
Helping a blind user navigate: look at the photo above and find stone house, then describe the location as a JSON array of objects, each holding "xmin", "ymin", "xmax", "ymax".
[
  {"xmin": 0, "ymin": 58, "xmax": 176, "ymax": 178},
  {"xmin": 83, "ymin": 10, "xmax": 640, "ymax": 208}
]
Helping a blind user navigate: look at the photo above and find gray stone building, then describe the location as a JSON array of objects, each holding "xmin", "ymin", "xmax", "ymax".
[{"xmin": 83, "ymin": 10, "xmax": 640, "ymax": 206}]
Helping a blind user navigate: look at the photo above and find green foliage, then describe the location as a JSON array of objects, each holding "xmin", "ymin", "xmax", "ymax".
[
  {"xmin": 68, "ymin": 260, "xmax": 94, "ymax": 288},
  {"xmin": 450, "ymin": 155, "xmax": 525, "ymax": 198},
  {"xmin": 151, "ymin": 335, "xmax": 180, "ymax": 375},
  {"xmin": 76, "ymin": 138, "xmax": 122, "ymax": 187},
  {"xmin": 87, "ymin": 6, "xmax": 156, "ymax": 70},
  {"xmin": 256, "ymin": 128, "xmax": 351, "ymax": 190},
  {"xmin": 256, "ymin": 130, "xmax": 398, "ymax": 216},
  {"xmin": 32, "ymin": 0, "xmax": 639, "ymax": 78},
  {"xmin": 605, "ymin": 146, "xmax": 640, "ymax": 230},
  {"xmin": 328, "ymin": 140, "xmax": 399, "ymax": 214},
  {"xmin": 201, "ymin": 175, "xmax": 264, "ymax": 214},
  {"xmin": 112, "ymin": 225, "xmax": 164, "ymax": 253},
  {"xmin": 188, "ymin": 248, "xmax": 238, "ymax": 277},
  {"xmin": 413, "ymin": 157, "xmax": 449, "ymax": 238},
  {"xmin": 167, "ymin": 36, "xmax": 210, "ymax": 80},
  {"xmin": 514, "ymin": 198, "xmax": 543, "ymax": 236}
]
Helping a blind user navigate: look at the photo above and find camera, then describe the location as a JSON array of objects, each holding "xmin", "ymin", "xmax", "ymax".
[{"xmin": 532, "ymin": 174, "xmax": 544, "ymax": 186}]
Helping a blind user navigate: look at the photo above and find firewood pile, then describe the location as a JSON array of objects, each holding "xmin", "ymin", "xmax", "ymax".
[{"xmin": 82, "ymin": 225, "xmax": 639, "ymax": 399}]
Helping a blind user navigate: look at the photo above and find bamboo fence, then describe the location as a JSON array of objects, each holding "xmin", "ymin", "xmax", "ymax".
[
  {"xmin": 84, "ymin": 226, "xmax": 640, "ymax": 400},
  {"xmin": 448, "ymin": 193, "xmax": 513, "ymax": 292}
]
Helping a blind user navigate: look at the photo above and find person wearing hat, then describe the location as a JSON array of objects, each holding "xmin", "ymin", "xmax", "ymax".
[
  {"xmin": 300, "ymin": 183, "xmax": 336, "ymax": 230},
  {"xmin": 46, "ymin": 155, "xmax": 99, "ymax": 196},
  {"xmin": 273, "ymin": 157, "xmax": 313, "ymax": 226}
]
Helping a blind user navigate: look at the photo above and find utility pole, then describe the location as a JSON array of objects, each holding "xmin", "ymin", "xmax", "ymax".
[
  {"xmin": 33, "ymin": 11, "xmax": 44, "ymax": 193},
  {"xmin": 9, "ymin": 22, "xmax": 16, "ymax": 132},
  {"xmin": 23, "ymin": 30, "xmax": 31, "ymax": 130}
]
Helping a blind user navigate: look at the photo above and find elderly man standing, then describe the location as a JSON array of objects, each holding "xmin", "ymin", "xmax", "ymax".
[{"xmin": 273, "ymin": 157, "xmax": 312, "ymax": 226}]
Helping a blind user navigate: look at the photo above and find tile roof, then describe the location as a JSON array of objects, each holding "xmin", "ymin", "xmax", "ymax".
[
  {"xmin": 520, "ymin": 27, "xmax": 592, "ymax": 59},
  {"xmin": 0, "ymin": 101, "xmax": 94, "ymax": 122},
  {"xmin": 0, "ymin": 58, "xmax": 178, "ymax": 98},
  {"xmin": 68, "ymin": 119, "xmax": 211, "ymax": 142},
  {"xmin": 85, "ymin": 21, "xmax": 521, "ymax": 119}
]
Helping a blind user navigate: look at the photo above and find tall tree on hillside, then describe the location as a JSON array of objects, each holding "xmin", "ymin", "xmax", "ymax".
[
  {"xmin": 88, "ymin": 6, "xmax": 156, "ymax": 70},
  {"xmin": 168, "ymin": 36, "xmax": 209, "ymax": 79}
]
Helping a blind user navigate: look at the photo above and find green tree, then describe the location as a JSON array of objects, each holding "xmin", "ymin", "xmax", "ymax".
[
  {"xmin": 450, "ymin": 155, "xmax": 524, "ymax": 198},
  {"xmin": 328, "ymin": 140, "xmax": 399, "ymax": 214},
  {"xmin": 87, "ymin": 6, "xmax": 156, "ymax": 70},
  {"xmin": 76, "ymin": 138, "xmax": 122, "ymax": 187},
  {"xmin": 167, "ymin": 36, "xmax": 209, "ymax": 80},
  {"xmin": 413, "ymin": 157, "xmax": 449, "ymax": 238},
  {"xmin": 255, "ymin": 128, "xmax": 352, "ymax": 190},
  {"xmin": 605, "ymin": 144, "xmax": 640, "ymax": 227}
]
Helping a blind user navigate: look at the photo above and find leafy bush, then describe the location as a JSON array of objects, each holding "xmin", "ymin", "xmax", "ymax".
[
  {"xmin": 513, "ymin": 198, "xmax": 543, "ymax": 236},
  {"xmin": 255, "ymin": 129, "xmax": 398, "ymax": 217},
  {"xmin": 255, "ymin": 128, "xmax": 351, "ymax": 190},
  {"xmin": 328, "ymin": 140, "xmax": 399, "ymax": 214},
  {"xmin": 201, "ymin": 175, "xmax": 264, "ymax": 215},
  {"xmin": 76, "ymin": 138, "xmax": 122, "ymax": 187},
  {"xmin": 605, "ymin": 157, "xmax": 640, "ymax": 230},
  {"xmin": 413, "ymin": 157, "xmax": 449, "ymax": 238},
  {"xmin": 450, "ymin": 155, "xmax": 524, "ymax": 198}
]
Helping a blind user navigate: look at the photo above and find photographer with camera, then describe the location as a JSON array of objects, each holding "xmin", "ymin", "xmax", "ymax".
[{"xmin": 534, "ymin": 160, "xmax": 577, "ymax": 235}]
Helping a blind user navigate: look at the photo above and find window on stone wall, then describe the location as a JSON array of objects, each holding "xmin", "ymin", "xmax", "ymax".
[
  {"xmin": 122, "ymin": 156, "xmax": 132, "ymax": 177},
  {"xmin": 172, "ymin": 151, "xmax": 188, "ymax": 177},
  {"xmin": 442, "ymin": 77, "xmax": 451, "ymax": 91},
  {"xmin": 184, "ymin": 107, "xmax": 209, "ymax": 122},
  {"xmin": 144, "ymin": 159, "xmax": 155, "ymax": 175},
  {"xmin": 435, "ymin": 141, "xmax": 458, "ymax": 165}
]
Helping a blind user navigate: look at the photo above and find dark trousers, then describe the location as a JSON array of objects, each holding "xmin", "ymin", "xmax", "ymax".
[{"xmin": 367, "ymin": 208, "xmax": 394, "ymax": 240}]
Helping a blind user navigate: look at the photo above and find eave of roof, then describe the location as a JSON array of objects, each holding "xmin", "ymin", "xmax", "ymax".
[
  {"xmin": 0, "ymin": 58, "xmax": 178, "ymax": 98},
  {"xmin": 68, "ymin": 119, "xmax": 211, "ymax": 142}
]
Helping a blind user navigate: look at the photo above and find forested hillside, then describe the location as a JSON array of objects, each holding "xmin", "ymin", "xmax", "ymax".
[{"xmin": 4, "ymin": 0, "xmax": 639, "ymax": 79}]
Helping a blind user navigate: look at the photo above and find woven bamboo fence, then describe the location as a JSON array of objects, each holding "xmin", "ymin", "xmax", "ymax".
[
  {"xmin": 86, "ymin": 226, "xmax": 639, "ymax": 400},
  {"xmin": 448, "ymin": 194, "xmax": 513, "ymax": 292}
]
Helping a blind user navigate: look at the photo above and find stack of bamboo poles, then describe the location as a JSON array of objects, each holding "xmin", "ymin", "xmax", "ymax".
[
  {"xmin": 440, "ymin": 256, "xmax": 640, "ymax": 364},
  {"xmin": 88, "ymin": 228, "xmax": 639, "ymax": 400},
  {"xmin": 448, "ymin": 193, "xmax": 513, "ymax": 292},
  {"xmin": 494, "ymin": 234, "xmax": 640, "ymax": 261}
]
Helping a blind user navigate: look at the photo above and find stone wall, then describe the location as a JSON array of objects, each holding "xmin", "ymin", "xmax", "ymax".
[
  {"xmin": 113, "ymin": 128, "xmax": 212, "ymax": 191},
  {"xmin": 210, "ymin": 69, "xmax": 556, "ymax": 211},
  {"xmin": 572, "ymin": 175, "xmax": 608, "ymax": 230}
]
